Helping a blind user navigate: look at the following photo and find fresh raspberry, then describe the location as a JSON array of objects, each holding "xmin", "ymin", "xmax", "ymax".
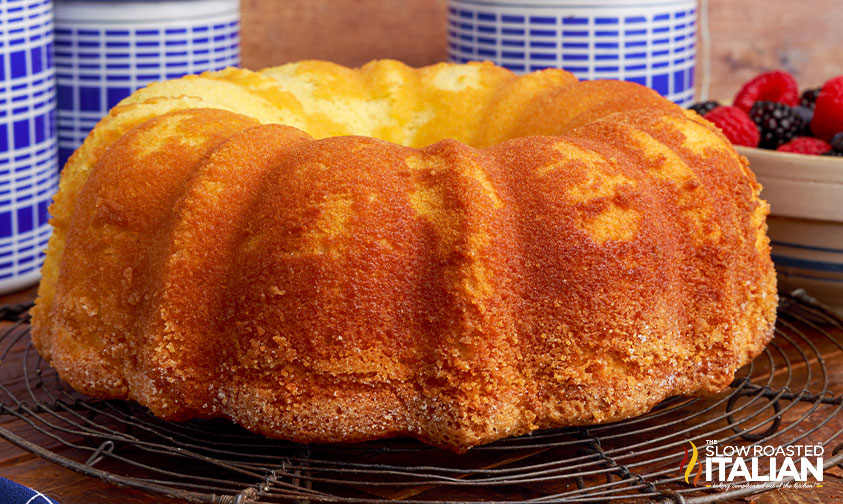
[
  {"xmin": 703, "ymin": 106, "xmax": 760, "ymax": 147},
  {"xmin": 811, "ymin": 76, "xmax": 843, "ymax": 140},
  {"xmin": 776, "ymin": 137, "xmax": 831, "ymax": 155},
  {"xmin": 733, "ymin": 71, "xmax": 799, "ymax": 113}
]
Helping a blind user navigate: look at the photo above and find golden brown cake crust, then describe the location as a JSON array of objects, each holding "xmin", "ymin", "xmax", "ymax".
[{"xmin": 31, "ymin": 61, "xmax": 776, "ymax": 452}]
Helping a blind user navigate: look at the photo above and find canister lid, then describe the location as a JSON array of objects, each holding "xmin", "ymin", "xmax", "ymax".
[{"xmin": 54, "ymin": 0, "xmax": 239, "ymax": 24}]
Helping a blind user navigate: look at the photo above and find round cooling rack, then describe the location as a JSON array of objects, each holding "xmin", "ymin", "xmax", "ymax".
[{"xmin": 0, "ymin": 291, "xmax": 842, "ymax": 504}]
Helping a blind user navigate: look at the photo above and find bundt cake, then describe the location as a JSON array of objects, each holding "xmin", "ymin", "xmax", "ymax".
[{"xmin": 31, "ymin": 60, "xmax": 777, "ymax": 452}]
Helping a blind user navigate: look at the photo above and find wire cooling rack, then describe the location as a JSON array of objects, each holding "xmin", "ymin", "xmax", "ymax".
[{"xmin": 0, "ymin": 291, "xmax": 841, "ymax": 504}]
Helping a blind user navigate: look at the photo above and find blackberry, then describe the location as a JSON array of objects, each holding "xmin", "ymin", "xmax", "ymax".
[
  {"xmin": 800, "ymin": 88, "xmax": 821, "ymax": 110},
  {"xmin": 831, "ymin": 132, "xmax": 843, "ymax": 152},
  {"xmin": 792, "ymin": 105, "xmax": 814, "ymax": 135},
  {"xmin": 687, "ymin": 100, "xmax": 720, "ymax": 116},
  {"xmin": 749, "ymin": 101, "xmax": 803, "ymax": 149}
]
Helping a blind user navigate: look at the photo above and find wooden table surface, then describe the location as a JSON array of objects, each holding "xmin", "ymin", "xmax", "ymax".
[{"xmin": 1, "ymin": 285, "xmax": 841, "ymax": 504}]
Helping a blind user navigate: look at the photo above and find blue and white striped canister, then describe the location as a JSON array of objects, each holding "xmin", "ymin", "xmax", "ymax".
[
  {"xmin": 0, "ymin": 0, "xmax": 58, "ymax": 293},
  {"xmin": 447, "ymin": 0, "xmax": 697, "ymax": 106},
  {"xmin": 54, "ymin": 0, "xmax": 240, "ymax": 167}
]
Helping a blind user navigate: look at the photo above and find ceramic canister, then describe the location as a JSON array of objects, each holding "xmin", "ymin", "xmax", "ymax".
[
  {"xmin": 0, "ymin": 0, "xmax": 58, "ymax": 294},
  {"xmin": 447, "ymin": 0, "xmax": 697, "ymax": 106},
  {"xmin": 53, "ymin": 0, "xmax": 240, "ymax": 167}
]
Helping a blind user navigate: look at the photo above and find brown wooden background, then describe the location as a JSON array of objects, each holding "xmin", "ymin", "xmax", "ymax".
[
  {"xmin": 3, "ymin": 2, "xmax": 843, "ymax": 502},
  {"xmin": 240, "ymin": 0, "xmax": 843, "ymax": 101}
]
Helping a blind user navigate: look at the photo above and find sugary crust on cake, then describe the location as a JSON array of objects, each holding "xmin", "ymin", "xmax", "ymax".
[{"xmin": 31, "ymin": 61, "xmax": 776, "ymax": 452}]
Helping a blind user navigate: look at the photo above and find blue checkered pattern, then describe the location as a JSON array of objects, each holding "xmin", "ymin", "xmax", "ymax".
[
  {"xmin": 0, "ymin": 0, "xmax": 58, "ymax": 288},
  {"xmin": 447, "ymin": 0, "xmax": 697, "ymax": 106},
  {"xmin": 55, "ymin": 2, "xmax": 241, "ymax": 167},
  {"xmin": 0, "ymin": 477, "xmax": 60, "ymax": 504}
]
